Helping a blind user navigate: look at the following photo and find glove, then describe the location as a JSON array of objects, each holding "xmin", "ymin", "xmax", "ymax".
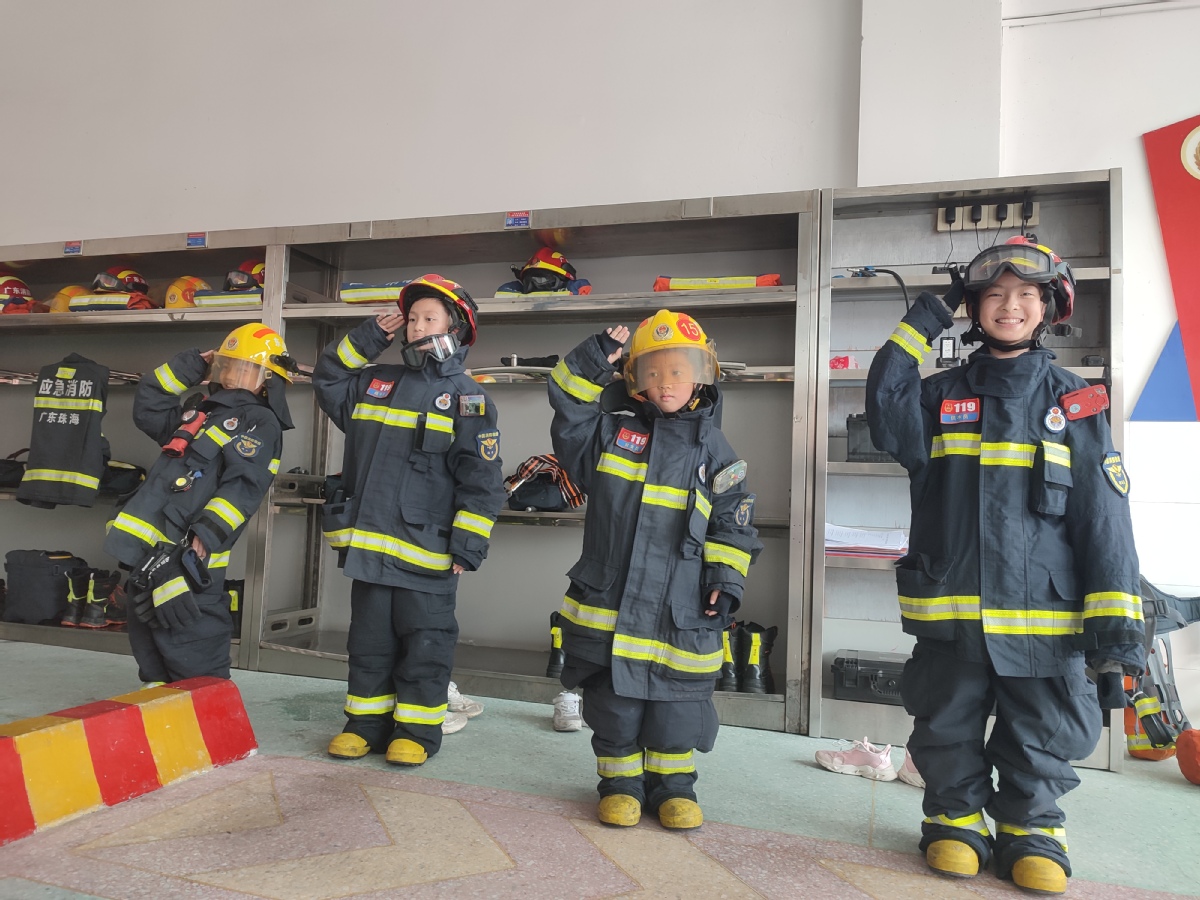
[
  {"xmin": 597, "ymin": 330, "xmax": 624, "ymax": 359},
  {"xmin": 942, "ymin": 266, "xmax": 965, "ymax": 314},
  {"xmin": 705, "ymin": 590, "xmax": 738, "ymax": 619},
  {"xmin": 134, "ymin": 543, "xmax": 210, "ymax": 631},
  {"xmin": 1094, "ymin": 671, "xmax": 1127, "ymax": 709}
]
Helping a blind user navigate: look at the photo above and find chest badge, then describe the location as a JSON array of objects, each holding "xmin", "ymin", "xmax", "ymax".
[
  {"xmin": 435, "ymin": 392, "xmax": 453, "ymax": 411},
  {"xmin": 1103, "ymin": 451, "xmax": 1130, "ymax": 495},
  {"xmin": 1044, "ymin": 406, "xmax": 1067, "ymax": 433},
  {"xmin": 698, "ymin": 463, "xmax": 706, "ymax": 484},
  {"xmin": 366, "ymin": 378, "xmax": 394, "ymax": 399},
  {"xmin": 940, "ymin": 397, "xmax": 980, "ymax": 424},
  {"xmin": 223, "ymin": 417, "xmax": 239, "ymax": 432},
  {"xmin": 713, "ymin": 459, "xmax": 748, "ymax": 494},
  {"xmin": 235, "ymin": 435, "xmax": 263, "ymax": 458},
  {"xmin": 616, "ymin": 426, "xmax": 648, "ymax": 454}
]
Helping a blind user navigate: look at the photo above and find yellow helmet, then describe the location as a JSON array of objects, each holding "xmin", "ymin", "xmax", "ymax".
[
  {"xmin": 624, "ymin": 309, "xmax": 718, "ymax": 395},
  {"xmin": 164, "ymin": 276, "xmax": 211, "ymax": 309},
  {"xmin": 47, "ymin": 285, "xmax": 89, "ymax": 314},
  {"xmin": 213, "ymin": 324, "xmax": 295, "ymax": 390}
]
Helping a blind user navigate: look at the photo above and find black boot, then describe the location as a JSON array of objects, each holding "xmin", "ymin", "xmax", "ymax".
[
  {"xmin": 62, "ymin": 567, "xmax": 90, "ymax": 627},
  {"xmin": 546, "ymin": 611, "xmax": 565, "ymax": 678},
  {"xmin": 717, "ymin": 621, "xmax": 742, "ymax": 692},
  {"xmin": 81, "ymin": 569, "xmax": 118, "ymax": 628},
  {"xmin": 740, "ymin": 622, "xmax": 778, "ymax": 694}
]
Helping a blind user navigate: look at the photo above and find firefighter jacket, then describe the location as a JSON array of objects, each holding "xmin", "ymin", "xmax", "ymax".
[
  {"xmin": 549, "ymin": 334, "xmax": 763, "ymax": 701},
  {"xmin": 104, "ymin": 348, "xmax": 286, "ymax": 579},
  {"xmin": 312, "ymin": 319, "xmax": 507, "ymax": 592},
  {"xmin": 866, "ymin": 292, "xmax": 1145, "ymax": 678},
  {"xmin": 17, "ymin": 353, "xmax": 110, "ymax": 509}
]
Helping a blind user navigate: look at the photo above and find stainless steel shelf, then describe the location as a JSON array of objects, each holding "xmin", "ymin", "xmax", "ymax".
[
  {"xmin": 828, "ymin": 366, "xmax": 1106, "ymax": 384},
  {"xmin": 0, "ymin": 306, "xmax": 263, "ymax": 332},
  {"xmin": 827, "ymin": 461, "xmax": 906, "ymax": 477},
  {"xmin": 824, "ymin": 555, "xmax": 899, "ymax": 570},
  {"xmin": 0, "ymin": 622, "xmax": 135, "ymax": 655},
  {"xmin": 282, "ymin": 287, "xmax": 799, "ymax": 324}
]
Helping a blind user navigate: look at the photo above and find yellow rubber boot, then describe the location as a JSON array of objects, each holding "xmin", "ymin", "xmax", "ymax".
[
  {"xmin": 1011, "ymin": 856, "xmax": 1067, "ymax": 895},
  {"xmin": 658, "ymin": 798, "xmax": 703, "ymax": 830},
  {"xmin": 598, "ymin": 794, "xmax": 642, "ymax": 827},
  {"xmin": 386, "ymin": 738, "xmax": 428, "ymax": 766},
  {"xmin": 327, "ymin": 733, "xmax": 371, "ymax": 759},
  {"xmin": 925, "ymin": 839, "xmax": 979, "ymax": 878}
]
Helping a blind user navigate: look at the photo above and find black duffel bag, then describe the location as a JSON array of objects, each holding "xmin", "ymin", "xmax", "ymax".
[
  {"xmin": 3, "ymin": 549, "xmax": 89, "ymax": 624},
  {"xmin": 508, "ymin": 474, "xmax": 569, "ymax": 512},
  {"xmin": 0, "ymin": 449, "xmax": 28, "ymax": 489}
]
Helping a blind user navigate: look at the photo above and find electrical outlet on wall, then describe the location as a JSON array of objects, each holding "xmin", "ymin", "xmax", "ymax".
[{"xmin": 936, "ymin": 201, "xmax": 1039, "ymax": 233}]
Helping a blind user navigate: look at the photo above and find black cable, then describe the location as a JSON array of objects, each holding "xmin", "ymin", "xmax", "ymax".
[{"xmin": 869, "ymin": 268, "xmax": 910, "ymax": 311}]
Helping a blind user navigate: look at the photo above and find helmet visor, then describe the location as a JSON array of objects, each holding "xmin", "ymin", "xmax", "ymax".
[
  {"xmin": 225, "ymin": 270, "xmax": 262, "ymax": 292},
  {"xmin": 627, "ymin": 345, "xmax": 717, "ymax": 394},
  {"xmin": 400, "ymin": 332, "xmax": 460, "ymax": 368},
  {"xmin": 210, "ymin": 355, "xmax": 268, "ymax": 392},
  {"xmin": 965, "ymin": 243, "xmax": 1055, "ymax": 289},
  {"xmin": 520, "ymin": 270, "xmax": 570, "ymax": 293},
  {"xmin": 91, "ymin": 272, "xmax": 125, "ymax": 293}
]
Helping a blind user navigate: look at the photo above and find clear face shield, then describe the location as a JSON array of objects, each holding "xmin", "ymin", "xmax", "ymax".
[
  {"xmin": 209, "ymin": 355, "xmax": 269, "ymax": 393},
  {"xmin": 399, "ymin": 332, "xmax": 461, "ymax": 369},
  {"xmin": 626, "ymin": 345, "xmax": 718, "ymax": 395}
]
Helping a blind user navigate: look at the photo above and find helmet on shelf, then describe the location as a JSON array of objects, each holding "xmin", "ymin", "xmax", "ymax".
[
  {"xmin": 624, "ymin": 309, "xmax": 718, "ymax": 396},
  {"xmin": 92, "ymin": 266, "xmax": 149, "ymax": 295},
  {"xmin": 396, "ymin": 274, "xmax": 479, "ymax": 367},
  {"xmin": 47, "ymin": 284, "xmax": 90, "ymax": 313},
  {"xmin": 224, "ymin": 259, "xmax": 266, "ymax": 292},
  {"xmin": 964, "ymin": 235, "xmax": 1075, "ymax": 324},
  {"xmin": 0, "ymin": 273, "xmax": 34, "ymax": 306},
  {"xmin": 512, "ymin": 247, "xmax": 577, "ymax": 293},
  {"xmin": 164, "ymin": 276, "xmax": 212, "ymax": 309},
  {"xmin": 211, "ymin": 323, "xmax": 297, "ymax": 391}
]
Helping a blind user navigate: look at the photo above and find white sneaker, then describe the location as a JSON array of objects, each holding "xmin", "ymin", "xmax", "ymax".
[
  {"xmin": 552, "ymin": 691, "xmax": 583, "ymax": 732},
  {"xmin": 814, "ymin": 737, "xmax": 898, "ymax": 781},
  {"xmin": 897, "ymin": 749, "xmax": 925, "ymax": 788},
  {"xmin": 447, "ymin": 681, "xmax": 484, "ymax": 718},
  {"xmin": 441, "ymin": 710, "xmax": 469, "ymax": 735}
]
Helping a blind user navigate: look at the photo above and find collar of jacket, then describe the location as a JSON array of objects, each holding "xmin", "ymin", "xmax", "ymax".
[
  {"xmin": 599, "ymin": 381, "xmax": 719, "ymax": 424},
  {"xmin": 409, "ymin": 344, "xmax": 469, "ymax": 379},
  {"xmin": 205, "ymin": 385, "xmax": 293, "ymax": 430},
  {"xmin": 965, "ymin": 347, "xmax": 1056, "ymax": 399}
]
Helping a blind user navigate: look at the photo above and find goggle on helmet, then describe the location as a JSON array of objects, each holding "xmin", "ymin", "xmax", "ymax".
[
  {"xmin": 92, "ymin": 266, "xmax": 149, "ymax": 295},
  {"xmin": 512, "ymin": 248, "xmax": 577, "ymax": 293},
  {"xmin": 225, "ymin": 259, "xmax": 266, "ymax": 292},
  {"xmin": 964, "ymin": 236, "xmax": 1076, "ymax": 324}
]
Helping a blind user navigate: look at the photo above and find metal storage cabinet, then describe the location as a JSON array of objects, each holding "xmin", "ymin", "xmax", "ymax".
[
  {"xmin": 810, "ymin": 170, "xmax": 1125, "ymax": 770},
  {"xmin": 254, "ymin": 193, "xmax": 823, "ymax": 733}
]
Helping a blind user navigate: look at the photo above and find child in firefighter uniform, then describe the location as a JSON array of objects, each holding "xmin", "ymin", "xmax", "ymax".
[
  {"xmin": 314, "ymin": 275, "xmax": 506, "ymax": 767},
  {"xmin": 549, "ymin": 309, "xmax": 762, "ymax": 830},
  {"xmin": 104, "ymin": 324, "xmax": 295, "ymax": 684},
  {"xmin": 866, "ymin": 237, "xmax": 1144, "ymax": 895}
]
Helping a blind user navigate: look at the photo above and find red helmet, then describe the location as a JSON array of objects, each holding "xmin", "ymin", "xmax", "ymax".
[
  {"xmin": 92, "ymin": 266, "xmax": 149, "ymax": 295},
  {"xmin": 512, "ymin": 247, "xmax": 577, "ymax": 292},
  {"xmin": 225, "ymin": 259, "xmax": 266, "ymax": 292},
  {"xmin": 964, "ymin": 235, "xmax": 1075, "ymax": 323},
  {"xmin": 0, "ymin": 273, "xmax": 34, "ymax": 305},
  {"xmin": 397, "ymin": 274, "xmax": 479, "ymax": 346}
]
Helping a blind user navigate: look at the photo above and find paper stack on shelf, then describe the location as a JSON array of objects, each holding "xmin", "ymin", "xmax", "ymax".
[{"xmin": 824, "ymin": 523, "xmax": 908, "ymax": 559}]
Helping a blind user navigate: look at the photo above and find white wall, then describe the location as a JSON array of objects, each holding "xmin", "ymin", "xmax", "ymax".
[
  {"xmin": 1000, "ymin": 5, "xmax": 1200, "ymax": 592},
  {"xmin": 0, "ymin": 0, "xmax": 862, "ymax": 246},
  {"xmin": 858, "ymin": 0, "xmax": 1002, "ymax": 185}
]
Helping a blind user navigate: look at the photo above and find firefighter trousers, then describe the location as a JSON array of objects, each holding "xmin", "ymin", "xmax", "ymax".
[
  {"xmin": 902, "ymin": 640, "xmax": 1101, "ymax": 877},
  {"xmin": 570, "ymin": 659, "xmax": 719, "ymax": 811},
  {"xmin": 342, "ymin": 579, "xmax": 458, "ymax": 757},
  {"xmin": 127, "ymin": 581, "xmax": 232, "ymax": 683}
]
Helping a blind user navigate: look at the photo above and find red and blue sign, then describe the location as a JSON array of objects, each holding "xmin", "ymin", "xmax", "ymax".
[{"xmin": 940, "ymin": 398, "xmax": 979, "ymax": 424}]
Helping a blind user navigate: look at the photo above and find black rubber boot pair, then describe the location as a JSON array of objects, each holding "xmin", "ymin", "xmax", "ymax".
[
  {"xmin": 62, "ymin": 568, "xmax": 120, "ymax": 628},
  {"xmin": 716, "ymin": 621, "xmax": 778, "ymax": 694}
]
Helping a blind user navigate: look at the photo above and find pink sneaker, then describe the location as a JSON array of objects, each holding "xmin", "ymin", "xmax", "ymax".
[
  {"xmin": 898, "ymin": 750, "xmax": 925, "ymax": 788},
  {"xmin": 815, "ymin": 737, "xmax": 898, "ymax": 781}
]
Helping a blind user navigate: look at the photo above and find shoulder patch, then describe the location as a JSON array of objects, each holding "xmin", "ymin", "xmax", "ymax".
[
  {"xmin": 1062, "ymin": 384, "xmax": 1109, "ymax": 420},
  {"xmin": 1102, "ymin": 451, "xmax": 1129, "ymax": 496},
  {"xmin": 235, "ymin": 435, "xmax": 263, "ymax": 458},
  {"xmin": 734, "ymin": 494, "xmax": 756, "ymax": 526},
  {"xmin": 477, "ymin": 430, "xmax": 500, "ymax": 461}
]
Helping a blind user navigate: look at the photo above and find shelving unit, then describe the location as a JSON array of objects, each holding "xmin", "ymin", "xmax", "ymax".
[{"xmin": 809, "ymin": 170, "xmax": 1125, "ymax": 770}]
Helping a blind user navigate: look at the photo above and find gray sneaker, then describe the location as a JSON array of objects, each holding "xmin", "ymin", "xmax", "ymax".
[
  {"xmin": 447, "ymin": 681, "xmax": 484, "ymax": 718},
  {"xmin": 552, "ymin": 691, "xmax": 583, "ymax": 732},
  {"xmin": 441, "ymin": 710, "xmax": 469, "ymax": 735}
]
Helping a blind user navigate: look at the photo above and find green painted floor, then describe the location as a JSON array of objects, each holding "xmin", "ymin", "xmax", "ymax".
[{"xmin": 2, "ymin": 641, "xmax": 1198, "ymax": 896}]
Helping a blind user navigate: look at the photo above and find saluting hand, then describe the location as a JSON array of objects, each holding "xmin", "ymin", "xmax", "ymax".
[
  {"xmin": 605, "ymin": 325, "xmax": 630, "ymax": 364},
  {"xmin": 376, "ymin": 312, "xmax": 407, "ymax": 341}
]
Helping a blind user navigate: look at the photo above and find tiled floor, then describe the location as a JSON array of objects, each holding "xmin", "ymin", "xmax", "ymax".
[{"xmin": 1, "ymin": 642, "xmax": 1198, "ymax": 899}]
